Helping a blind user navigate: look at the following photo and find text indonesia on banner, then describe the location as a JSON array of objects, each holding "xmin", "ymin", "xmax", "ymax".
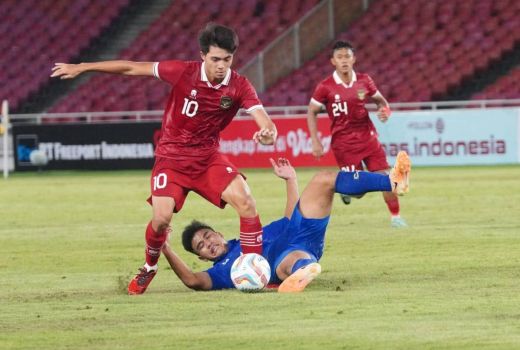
[
  {"xmin": 373, "ymin": 108, "xmax": 519, "ymax": 165},
  {"xmin": 219, "ymin": 116, "xmax": 336, "ymax": 168},
  {"xmin": 221, "ymin": 108, "xmax": 519, "ymax": 168}
]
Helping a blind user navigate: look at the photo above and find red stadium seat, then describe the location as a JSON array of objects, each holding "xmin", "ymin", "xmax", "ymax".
[
  {"xmin": 263, "ymin": 0, "xmax": 520, "ymax": 105},
  {"xmin": 48, "ymin": 0, "xmax": 321, "ymax": 113},
  {"xmin": 471, "ymin": 66, "xmax": 520, "ymax": 100},
  {"xmin": 2, "ymin": 0, "xmax": 130, "ymax": 111}
]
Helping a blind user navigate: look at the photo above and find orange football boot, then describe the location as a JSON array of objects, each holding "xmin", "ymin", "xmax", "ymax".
[
  {"xmin": 278, "ymin": 263, "xmax": 321, "ymax": 293},
  {"xmin": 390, "ymin": 151, "xmax": 411, "ymax": 196}
]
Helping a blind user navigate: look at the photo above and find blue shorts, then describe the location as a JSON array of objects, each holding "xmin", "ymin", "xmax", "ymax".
[{"xmin": 272, "ymin": 203, "xmax": 330, "ymax": 280}]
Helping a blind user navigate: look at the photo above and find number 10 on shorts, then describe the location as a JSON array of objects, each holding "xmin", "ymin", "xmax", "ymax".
[{"xmin": 153, "ymin": 173, "xmax": 167, "ymax": 190}]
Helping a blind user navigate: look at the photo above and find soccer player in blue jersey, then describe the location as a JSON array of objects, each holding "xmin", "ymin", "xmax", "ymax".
[{"xmin": 162, "ymin": 152, "xmax": 411, "ymax": 292}]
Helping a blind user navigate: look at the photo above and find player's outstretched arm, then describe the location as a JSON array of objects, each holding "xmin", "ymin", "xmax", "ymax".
[
  {"xmin": 50, "ymin": 61, "xmax": 155, "ymax": 79},
  {"xmin": 161, "ymin": 242, "xmax": 212, "ymax": 291},
  {"xmin": 307, "ymin": 102, "xmax": 324, "ymax": 159},
  {"xmin": 251, "ymin": 108, "xmax": 277, "ymax": 145},
  {"xmin": 270, "ymin": 158, "xmax": 299, "ymax": 218}
]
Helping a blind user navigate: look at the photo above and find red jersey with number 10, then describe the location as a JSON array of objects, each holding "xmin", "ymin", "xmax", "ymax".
[
  {"xmin": 153, "ymin": 60, "xmax": 262, "ymax": 174},
  {"xmin": 311, "ymin": 70, "xmax": 378, "ymax": 148}
]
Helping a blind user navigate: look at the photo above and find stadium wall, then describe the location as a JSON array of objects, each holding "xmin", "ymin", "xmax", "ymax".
[{"xmin": 8, "ymin": 107, "xmax": 520, "ymax": 171}]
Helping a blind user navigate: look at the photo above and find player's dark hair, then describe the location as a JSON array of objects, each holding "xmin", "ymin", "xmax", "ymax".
[
  {"xmin": 332, "ymin": 41, "xmax": 355, "ymax": 56},
  {"xmin": 198, "ymin": 22, "xmax": 239, "ymax": 54},
  {"xmin": 182, "ymin": 220, "xmax": 215, "ymax": 254}
]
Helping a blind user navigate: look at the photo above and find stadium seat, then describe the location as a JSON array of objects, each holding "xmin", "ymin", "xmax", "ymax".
[
  {"xmin": 1, "ymin": 0, "xmax": 130, "ymax": 111},
  {"xmin": 48, "ymin": 0, "xmax": 321, "ymax": 113},
  {"xmin": 263, "ymin": 0, "xmax": 520, "ymax": 105},
  {"xmin": 471, "ymin": 66, "xmax": 520, "ymax": 100}
]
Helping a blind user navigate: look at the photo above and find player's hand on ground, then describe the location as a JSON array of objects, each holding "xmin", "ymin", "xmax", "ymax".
[
  {"xmin": 50, "ymin": 63, "xmax": 83, "ymax": 79},
  {"xmin": 376, "ymin": 106, "xmax": 391, "ymax": 122},
  {"xmin": 253, "ymin": 128, "xmax": 276, "ymax": 145},
  {"xmin": 269, "ymin": 158, "xmax": 296, "ymax": 180},
  {"xmin": 311, "ymin": 139, "xmax": 324, "ymax": 159}
]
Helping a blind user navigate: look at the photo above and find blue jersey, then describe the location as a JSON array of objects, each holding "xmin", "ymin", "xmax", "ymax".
[{"xmin": 206, "ymin": 206, "xmax": 330, "ymax": 290}]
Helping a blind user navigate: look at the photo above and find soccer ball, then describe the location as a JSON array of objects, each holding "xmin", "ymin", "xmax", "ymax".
[{"xmin": 230, "ymin": 253, "xmax": 271, "ymax": 292}]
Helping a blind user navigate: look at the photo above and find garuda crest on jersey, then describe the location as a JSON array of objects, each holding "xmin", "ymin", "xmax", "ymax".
[
  {"xmin": 220, "ymin": 96, "xmax": 233, "ymax": 109},
  {"xmin": 357, "ymin": 89, "xmax": 366, "ymax": 100}
]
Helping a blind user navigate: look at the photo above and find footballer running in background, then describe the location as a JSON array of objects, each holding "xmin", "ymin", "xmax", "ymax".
[
  {"xmin": 161, "ymin": 152, "xmax": 411, "ymax": 292},
  {"xmin": 51, "ymin": 23, "xmax": 277, "ymax": 294},
  {"xmin": 307, "ymin": 41, "xmax": 407, "ymax": 228}
]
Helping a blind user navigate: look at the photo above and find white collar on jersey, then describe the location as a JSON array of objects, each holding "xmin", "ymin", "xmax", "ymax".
[
  {"xmin": 333, "ymin": 70, "xmax": 357, "ymax": 88},
  {"xmin": 201, "ymin": 62, "xmax": 231, "ymax": 89}
]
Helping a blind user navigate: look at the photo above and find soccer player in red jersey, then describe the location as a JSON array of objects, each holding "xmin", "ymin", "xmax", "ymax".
[
  {"xmin": 307, "ymin": 41, "xmax": 407, "ymax": 228},
  {"xmin": 51, "ymin": 23, "xmax": 277, "ymax": 294}
]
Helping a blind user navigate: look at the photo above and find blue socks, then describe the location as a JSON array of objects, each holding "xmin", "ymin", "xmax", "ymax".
[
  {"xmin": 291, "ymin": 257, "xmax": 317, "ymax": 274},
  {"xmin": 334, "ymin": 170, "xmax": 392, "ymax": 195}
]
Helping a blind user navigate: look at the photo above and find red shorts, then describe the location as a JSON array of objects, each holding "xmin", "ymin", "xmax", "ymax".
[
  {"xmin": 147, "ymin": 154, "xmax": 242, "ymax": 213},
  {"xmin": 332, "ymin": 137, "xmax": 389, "ymax": 172}
]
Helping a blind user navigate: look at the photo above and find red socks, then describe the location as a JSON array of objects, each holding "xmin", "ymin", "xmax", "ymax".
[
  {"xmin": 144, "ymin": 215, "xmax": 263, "ymax": 263},
  {"xmin": 239, "ymin": 215, "xmax": 263, "ymax": 255},
  {"xmin": 145, "ymin": 221, "xmax": 168, "ymax": 266},
  {"xmin": 383, "ymin": 192, "xmax": 400, "ymax": 216}
]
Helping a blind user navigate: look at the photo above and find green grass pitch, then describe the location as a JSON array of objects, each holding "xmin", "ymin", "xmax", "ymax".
[{"xmin": 1, "ymin": 165, "xmax": 520, "ymax": 349}]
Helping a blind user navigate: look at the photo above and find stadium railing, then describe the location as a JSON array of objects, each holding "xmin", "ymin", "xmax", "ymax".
[
  {"xmin": 240, "ymin": 0, "xmax": 371, "ymax": 92},
  {"xmin": 3, "ymin": 99, "xmax": 520, "ymax": 175},
  {"xmin": 8, "ymin": 99, "xmax": 520, "ymax": 124}
]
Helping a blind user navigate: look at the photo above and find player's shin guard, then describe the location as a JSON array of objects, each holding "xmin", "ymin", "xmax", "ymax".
[
  {"xmin": 239, "ymin": 215, "xmax": 263, "ymax": 255},
  {"xmin": 335, "ymin": 170, "xmax": 392, "ymax": 196},
  {"xmin": 145, "ymin": 221, "xmax": 168, "ymax": 267}
]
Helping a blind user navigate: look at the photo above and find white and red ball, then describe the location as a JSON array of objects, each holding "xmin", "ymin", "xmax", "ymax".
[{"xmin": 230, "ymin": 253, "xmax": 271, "ymax": 292}]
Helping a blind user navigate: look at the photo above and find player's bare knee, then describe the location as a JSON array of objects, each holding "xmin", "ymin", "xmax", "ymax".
[
  {"xmin": 311, "ymin": 170, "xmax": 337, "ymax": 190},
  {"xmin": 234, "ymin": 193, "xmax": 257, "ymax": 217},
  {"xmin": 152, "ymin": 212, "xmax": 173, "ymax": 232}
]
